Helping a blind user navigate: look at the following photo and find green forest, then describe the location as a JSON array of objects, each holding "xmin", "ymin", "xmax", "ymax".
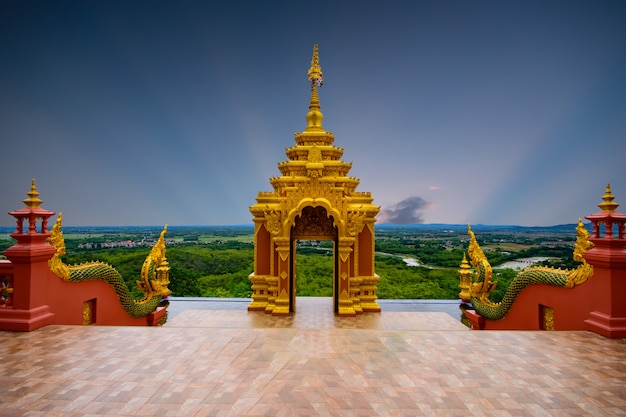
[
  {"xmin": 50, "ymin": 244, "xmax": 468, "ymax": 301},
  {"xmin": 0, "ymin": 223, "xmax": 583, "ymax": 303}
]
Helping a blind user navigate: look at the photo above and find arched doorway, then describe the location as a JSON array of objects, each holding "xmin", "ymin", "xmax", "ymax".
[
  {"xmin": 246, "ymin": 44, "xmax": 381, "ymax": 316},
  {"xmin": 290, "ymin": 206, "xmax": 338, "ymax": 313}
]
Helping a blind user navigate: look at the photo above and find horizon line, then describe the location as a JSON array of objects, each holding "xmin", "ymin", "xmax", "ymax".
[{"xmin": 0, "ymin": 222, "xmax": 589, "ymax": 229}]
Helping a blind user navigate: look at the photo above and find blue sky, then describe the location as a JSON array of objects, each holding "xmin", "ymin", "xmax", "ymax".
[{"xmin": 1, "ymin": 1, "xmax": 625, "ymax": 227}]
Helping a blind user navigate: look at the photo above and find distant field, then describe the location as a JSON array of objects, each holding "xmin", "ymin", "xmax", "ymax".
[
  {"xmin": 483, "ymin": 242, "xmax": 532, "ymax": 251},
  {"xmin": 61, "ymin": 233, "xmax": 107, "ymax": 239},
  {"xmin": 197, "ymin": 234, "xmax": 255, "ymax": 243}
]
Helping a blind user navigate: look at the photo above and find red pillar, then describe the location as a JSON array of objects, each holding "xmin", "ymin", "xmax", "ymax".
[
  {"xmin": 0, "ymin": 179, "xmax": 56, "ymax": 331},
  {"xmin": 583, "ymin": 184, "xmax": 626, "ymax": 338}
]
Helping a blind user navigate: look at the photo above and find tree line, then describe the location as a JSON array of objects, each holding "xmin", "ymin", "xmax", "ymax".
[{"xmin": 0, "ymin": 224, "xmax": 582, "ymax": 303}]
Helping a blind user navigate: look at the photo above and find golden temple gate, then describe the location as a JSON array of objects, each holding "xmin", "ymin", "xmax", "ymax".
[{"xmin": 247, "ymin": 45, "xmax": 381, "ymax": 316}]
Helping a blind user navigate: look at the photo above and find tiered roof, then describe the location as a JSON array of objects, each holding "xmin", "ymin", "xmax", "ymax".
[{"xmin": 255, "ymin": 45, "xmax": 373, "ymax": 209}]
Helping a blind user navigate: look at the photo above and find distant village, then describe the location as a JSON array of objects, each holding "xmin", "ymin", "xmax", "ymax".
[{"xmin": 77, "ymin": 238, "xmax": 231, "ymax": 249}]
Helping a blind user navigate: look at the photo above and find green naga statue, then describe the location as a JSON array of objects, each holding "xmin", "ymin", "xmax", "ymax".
[
  {"xmin": 465, "ymin": 219, "xmax": 594, "ymax": 321},
  {"xmin": 48, "ymin": 213, "xmax": 171, "ymax": 320}
]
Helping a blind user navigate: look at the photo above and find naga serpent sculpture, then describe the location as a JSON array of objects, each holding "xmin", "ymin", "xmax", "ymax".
[
  {"xmin": 466, "ymin": 219, "xmax": 594, "ymax": 321},
  {"xmin": 48, "ymin": 213, "xmax": 171, "ymax": 320}
]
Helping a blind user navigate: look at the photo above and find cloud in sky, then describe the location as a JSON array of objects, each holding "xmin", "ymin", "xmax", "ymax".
[
  {"xmin": 1, "ymin": 1, "xmax": 625, "ymax": 226},
  {"xmin": 379, "ymin": 197, "xmax": 430, "ymax": 225}
]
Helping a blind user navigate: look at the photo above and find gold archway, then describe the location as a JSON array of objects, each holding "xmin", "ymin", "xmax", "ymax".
[{"xmin": 247, "ymin": 45, "xmax": 380, "ymax": 316}]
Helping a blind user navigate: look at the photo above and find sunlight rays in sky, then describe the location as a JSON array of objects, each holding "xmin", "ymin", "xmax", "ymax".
[{"xmin": 1, "ymin": 1, "xmax": 625, "ymax": 226}]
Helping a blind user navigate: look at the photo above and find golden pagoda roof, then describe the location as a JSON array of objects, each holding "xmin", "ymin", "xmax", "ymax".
[
  {"xmin": 271, "ymin": 45, "xmax": 358, "ymax": 191},
  {"xmin": 598, "ymin": 183, "xmax": 619, "ymax": 212},
  {"xmin": 23, "ymin": 178, "xmax": 43, "ymax": 208},
  {"xmin": 251, "ymin": 44, "xmax": 378, "ymax": 222}
]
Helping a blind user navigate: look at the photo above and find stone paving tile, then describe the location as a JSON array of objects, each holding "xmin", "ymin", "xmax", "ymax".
[
  {"xmin": 166, "ymin": 297, "xmax": 464, "ymax": 320},
  {"xmin": 166, "ymin": 309, "xmax": 466, "ymax": 331},
  {"xmin": 1, "ymin": 299, "xmax": 626, "ymax": 416}
]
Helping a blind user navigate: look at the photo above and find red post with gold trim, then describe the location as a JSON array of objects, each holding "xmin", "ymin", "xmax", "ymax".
[
  {"xmin": 1, "ymin": 179, "xmax": 56, "ymax": 331},
  {"xmin": 583, "ymin": 184, "xmax": 626, "ymax": 338}
]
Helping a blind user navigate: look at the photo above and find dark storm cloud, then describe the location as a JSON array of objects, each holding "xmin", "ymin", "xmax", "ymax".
[{"xmin": 380, "ymin": 196, "xmax": 429, "ymax": 224}]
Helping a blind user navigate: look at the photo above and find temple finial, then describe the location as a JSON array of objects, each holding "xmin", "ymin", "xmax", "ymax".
[
  {"xmin": 23, "ymin": 178, "xmax": 43, "ymax": 208},
  {"xmin": 307, "ymin": 44, "xmax": 323, "ymax": 87},
  {"xmin": 305, "ymin": 44, "xmax": 324, "ymax": 131},
  {"xmin": 598, "ymin": 182, "xmax": 619, "ymax": 212}
]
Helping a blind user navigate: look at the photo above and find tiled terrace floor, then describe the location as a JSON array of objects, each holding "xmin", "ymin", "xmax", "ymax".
[{"xmin": 1, "ymin": 297, "xmax": 626, "ymax": 416}]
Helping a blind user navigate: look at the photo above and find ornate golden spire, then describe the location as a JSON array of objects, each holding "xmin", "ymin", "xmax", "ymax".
[
  {"xmin": 458, "ymin": 252, "xmax": 472, "ymax": 302},
  {"xmin": 23, "ymin": 178, "xmax": 43, "ymax": 208},
  {"xmin": 598, "ymin": 183, "xmax": 619, "ymax": 212},
  {"xmin": 305, "ymin": 44, "xmax": 324, "ymax": 131},
  {"xmin": 307, "ymin": 44, "xmax": 323, "ymax": 86}
]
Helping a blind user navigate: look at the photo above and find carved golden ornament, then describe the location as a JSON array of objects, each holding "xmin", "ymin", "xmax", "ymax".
[
  {"xmin": 294, "ymin": 135, "xmax": 335, "ymax": 146},
  {"xmin": 541, "ymin": 305, "xmax": 555, "ymax": 331},
  {"xmin": 308, "ymin": 146, "xmax": 322, "ymax": 162},
  {"xmin": 82, "ymin": 300, "xmax": 94, "ymax": 325},
  {"xmin": 338, "ymin": 290, "xmax": 355, "ymax": 315},
  {"xmin": 264, "ymin": 208, "xmax": 282, "ymax": 236},
  {"xmin": 458, "ymin": 252, "xmax": 472, "ymax": 301},
  {"xmin": 341, "ymin": 272, "xmax": 348, "ymax": 281},
  {"xmin": 273, "ymin": 290, "xmax": 291, "ymax": 315},
  {"xmin": 307, "ymin": 168, "xmax": 322, "ymax": 178},
  {"xmin": 0, "ymin": 278, "xmax": 13, "ymax": 305},
  {"xmin": 284, "ymin": 180, "xmax": 345, "ymax": 212},
  {"xmin": 276, "ymin": 246, "xmax": 290, "ymax": 262},
  {"xmin": 338, "ymin": 245, "xmax": 352, "ymax": 263},
  {"xmin": 353, "ymin": 238, "xmax": 360, "ymax": 277},
  {"xmin": 347, "ymin": 211, "xmax": 366, "ymax": 237},
  {"xmin": 280, "ymin": 271, "xmax": 288, "ymax": 280},
  {"xmin": 154, "ymin": 260, "xmax": 170, "ymax": 294}
]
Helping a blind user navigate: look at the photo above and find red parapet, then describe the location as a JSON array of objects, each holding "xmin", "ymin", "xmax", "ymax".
[
  {"xmin": 1, "ymin": 179, "xmax": 169, "ymax": 331},
  {"xmin": 464, "ymin": 183, "xmax": 626, "ymax": 338}
]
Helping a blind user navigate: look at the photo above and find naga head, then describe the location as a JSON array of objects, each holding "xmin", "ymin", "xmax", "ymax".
[
  {"xmin": 467, "ymin": 224, "xmax": 488, "ymax": 269},
  {"xmin": 573, "ymin": 218, "xmax": 594, "ymax": 263},
  {"xmin": 565, "ymin": 219, "xmax": 595, "ymax": 288},
  {"xmin": 466, "ymin": 224, "xmax": 497, "ymax": 304},
  {"xmin": 48, "ymin": 213, "xmax": 67, "ymax": 257},
  {"xmin": 48, "ymin": 214, "xmax": 70, "ymax": 280},
  {"xmin": 137, "ymin": 225, "xmax": 171, "ymax": 299}
]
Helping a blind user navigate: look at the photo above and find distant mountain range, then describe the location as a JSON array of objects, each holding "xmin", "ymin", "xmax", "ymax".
[
  {"xmin": 376, "ymin": 223, "xmax": 588, "ymax": 233},
  {"xmin": 0, "ymin": 223, "xmax": 589, "ymax": 235}
]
